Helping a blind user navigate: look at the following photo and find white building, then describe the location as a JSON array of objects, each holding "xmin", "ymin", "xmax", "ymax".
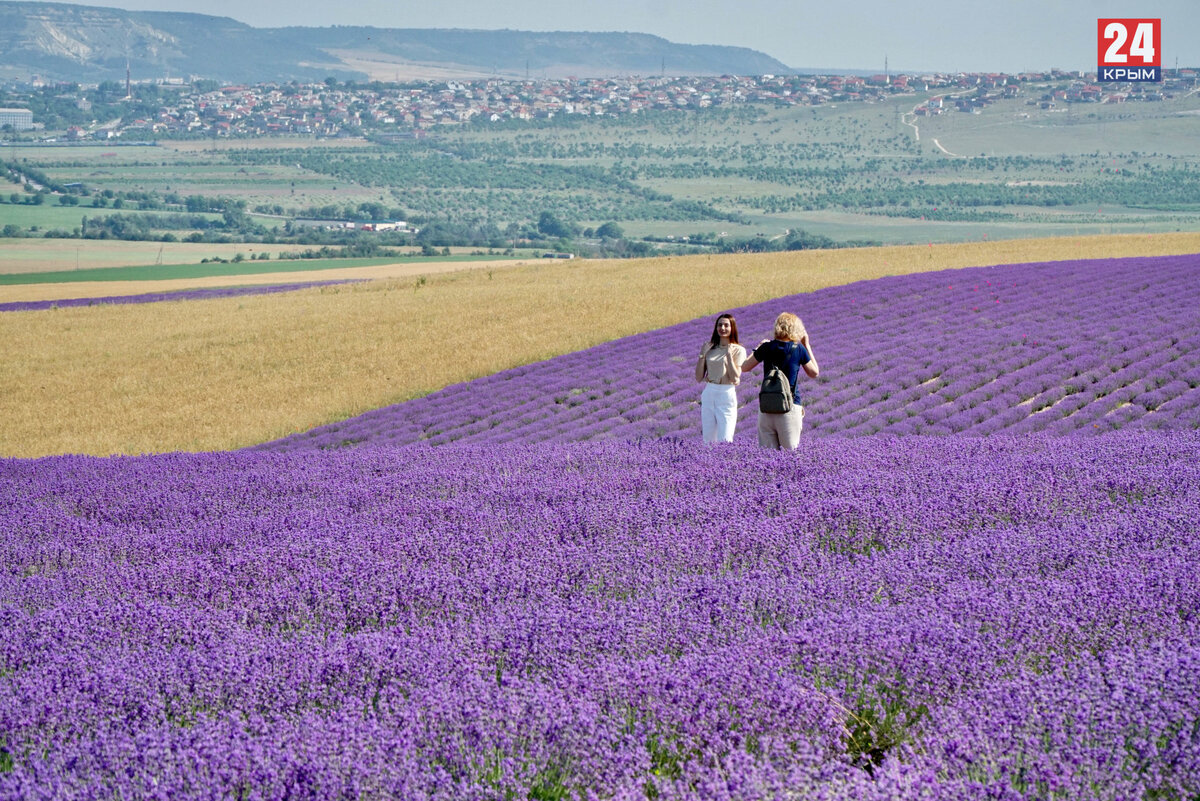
[{"xmin": 0, "ymin": 108, "xmax": 34, "ymax": 130}]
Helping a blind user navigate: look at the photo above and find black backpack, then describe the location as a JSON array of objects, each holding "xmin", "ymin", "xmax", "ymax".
[{"xmin": 758, "ymin": 346, "xmax": 794, "ymax": 414}]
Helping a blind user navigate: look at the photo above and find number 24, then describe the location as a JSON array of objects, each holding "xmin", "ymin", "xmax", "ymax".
[{"xmin": 1104, "ymin": 22, "xmax": 1156, "ymax": 64}]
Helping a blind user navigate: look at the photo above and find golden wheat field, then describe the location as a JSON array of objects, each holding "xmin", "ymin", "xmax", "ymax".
[
  {"xmin": 0, "ymin": 258, "xmax": 537, "ymax": 303},
  {"xmin": 3, "ymin": 233, "xmax": 1199, "ymax": 457}
]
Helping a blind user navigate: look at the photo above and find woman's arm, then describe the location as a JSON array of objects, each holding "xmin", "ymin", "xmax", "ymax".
[
  {"xmin": 800, "ymin": 334, "xmax": 820, "ymax": 378},
  {"xmin": 728, "ymin": 344, "xmax": 746, "ymax": 385},
  {"xmin": 695, "ymin": 344, "xmax": 710, "ymax": 382},
  {"xmin": 741, "ymin": 340, "xmax": 768, "ymax": 372}
]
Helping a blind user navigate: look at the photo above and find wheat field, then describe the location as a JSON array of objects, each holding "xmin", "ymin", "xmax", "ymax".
[{"xmin": 4, "ymin": 233, "xmax": 1199, "ymax": 457}]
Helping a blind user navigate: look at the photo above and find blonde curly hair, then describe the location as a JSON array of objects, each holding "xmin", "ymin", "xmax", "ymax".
[{"xmin": 773, "ymin": 312, "xmax": 807, "ymax": 343}]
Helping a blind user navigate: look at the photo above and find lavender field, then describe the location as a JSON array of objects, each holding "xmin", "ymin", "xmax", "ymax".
[
  {"xmin": 262, "ymin": 254, "xmax": 1200, "ymax": 451},
  {"xmin": 3, "ymin": 435, "xmax": 1199, "ymax": 799},
  {"xmin": 0, "ymin": 280, "xmax": 363, "ymax": 313},
  {"xmin": 3, "ymin": 253, "xmax": 1200, "ymax": 800}
]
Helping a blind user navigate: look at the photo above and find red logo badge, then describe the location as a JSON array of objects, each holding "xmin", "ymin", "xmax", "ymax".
[{"xmin": 1097, "ymin": 19, "xmax": 1161, "ymax": 82}]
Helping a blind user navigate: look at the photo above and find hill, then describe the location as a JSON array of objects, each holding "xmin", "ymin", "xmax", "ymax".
[
  {"xmin": 0, "ymin": 1, "xmax": 353, "ymax": 84},
  {"xmin": 0, "ymin": 2, "xmax": 790, "ymax": 84}
]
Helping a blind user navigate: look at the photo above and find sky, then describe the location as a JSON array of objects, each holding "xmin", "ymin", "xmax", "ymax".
[{"xmin": 7, "ymin": 0, "xmax": 1200, "ymax": 74}]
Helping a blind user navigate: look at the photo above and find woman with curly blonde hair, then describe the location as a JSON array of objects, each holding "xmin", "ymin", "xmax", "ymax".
[{"xmin": 741, "ymin": 312, "xmax": 820, "ymax": 450}]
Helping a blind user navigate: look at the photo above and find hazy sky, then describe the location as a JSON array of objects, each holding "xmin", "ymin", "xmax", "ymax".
[{"xmin": 8, "ymin": 0, "xmax": 1200, "ymax": 73}]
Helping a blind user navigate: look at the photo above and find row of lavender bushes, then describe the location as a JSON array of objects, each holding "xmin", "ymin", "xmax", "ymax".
[
  {"xmin": 2, "ymin": 434, "xmax": 1198, "ymax": 799},
  {"xmin": 260, "ymin": 254, "xmax": 1200, "ymax": 452},
  {"xmin": 0, "ymin": 280, "xmax": 363, "ymax": 313}
]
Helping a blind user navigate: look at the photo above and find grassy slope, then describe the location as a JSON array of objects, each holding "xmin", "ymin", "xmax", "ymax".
[
  {"xmin": 8, "ymin": 93, "xmax": 1200, "ymax": 248},
  {"xmin": 3, "ymin": 232, "xmax": 1199, "ymax": 458}
]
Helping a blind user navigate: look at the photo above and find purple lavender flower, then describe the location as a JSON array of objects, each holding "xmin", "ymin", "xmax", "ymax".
[
  {"xmin": 2, "ymin": 432, "xmax": 1199, "ymax": 798},
  {"xmin": 0, "ymin": 280, "xmax": 364, "ymax": 313}
]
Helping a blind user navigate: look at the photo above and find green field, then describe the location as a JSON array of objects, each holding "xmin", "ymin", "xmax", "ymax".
[
  {"xmin": 0, "ymin": 202, "xmax": 115, "ymax": 230},
  {"xmin": 3, "ymin": 142, "xmax": 391, "ymax": 210},
  {"xmin": 0, "ymin": 199, "xmax": 226, "ymax": 228},
  {"xmin": 917, "ymin": 97, "xmax": 1200, "ymax": 158},
  {"xmin": 0, "ymin": 254, "xmax": 522, "ymax": 285},
  {"xmin": 4, "ymin": 87, "xmax": 1200, "ymax": 248}
]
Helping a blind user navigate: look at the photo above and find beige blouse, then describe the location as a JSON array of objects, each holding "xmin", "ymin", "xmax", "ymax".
[{"xmin": 696, "ymin": 343, "xmax": 747, "ymax": 385}]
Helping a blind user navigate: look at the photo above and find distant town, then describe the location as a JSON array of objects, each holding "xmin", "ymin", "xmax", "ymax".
[{"xmin": 2, "ymin": 67, "xmax": 1197, "ymax": 141}]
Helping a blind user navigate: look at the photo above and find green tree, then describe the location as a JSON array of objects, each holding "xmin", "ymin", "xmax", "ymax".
[
  {"xmin": 595, "ymin": 221, "xmax": 625, "ymax": 239},
  {"xmin": 537, "ymin": 211, "xmax": 575, "ymax": 238}
]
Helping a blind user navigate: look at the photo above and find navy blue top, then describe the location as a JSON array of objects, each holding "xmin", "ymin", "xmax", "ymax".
[{"xmin": 753, "ymin": 340, "xmax": 811, "ymax": 405}]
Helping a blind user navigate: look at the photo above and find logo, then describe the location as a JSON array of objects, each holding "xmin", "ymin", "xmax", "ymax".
[{"xmin": 1097, "ymin": 18, "xmax": 1162, "ymax": 82}]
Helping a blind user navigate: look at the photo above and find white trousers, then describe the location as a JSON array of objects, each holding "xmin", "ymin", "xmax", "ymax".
[{"xmin": 701, "ymin": 383, "xmax": 738, "ymax": 443}]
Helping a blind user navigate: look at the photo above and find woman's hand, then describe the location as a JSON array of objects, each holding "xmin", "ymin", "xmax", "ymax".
[{"xmin": 696, "ymin": 345, "xmax": 711, "ymax": 382}]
